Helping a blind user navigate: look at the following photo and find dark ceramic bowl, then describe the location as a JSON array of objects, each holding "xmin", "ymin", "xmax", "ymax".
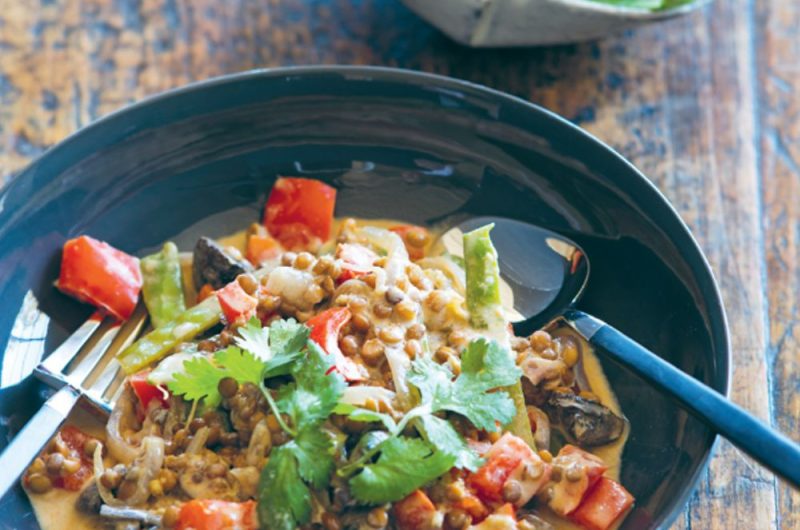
[{"xmin": 0, "ymin": 67, "xmax": 729, "ymax": 529}]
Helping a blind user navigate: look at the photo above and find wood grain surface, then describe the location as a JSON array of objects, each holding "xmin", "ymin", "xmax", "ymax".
[{"xmin": 0, "ymin": 0, "xmax": 797, "ymax": 528}]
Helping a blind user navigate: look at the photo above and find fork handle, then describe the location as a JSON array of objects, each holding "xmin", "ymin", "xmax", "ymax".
[{"xmin": 0, "ymin": 385, "xmax": 81, "ymax": 500}]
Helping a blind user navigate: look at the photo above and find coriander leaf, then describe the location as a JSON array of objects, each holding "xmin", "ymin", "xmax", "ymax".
[
  {"xmin": 270, "ymin": 318, "xmax": 309, "ymax": 356},
  {"xmin": 349, "ymin": 436, "xmax": 456, "ymax": 504},
  {"xmin": 235, "ymin": 316, "xmax": 271, "ymax": 361},
  {"xmin": 333, "ymin": 403, "xmax": 397, "ymax": 431},
  {"xmin": 291, "ymin": 427, "xmax": 336, "ymax": 490},
  {"xmin": 416, "ymin": 415, "xmax": 482, "ymax": 471},
  {"xmin": 278, "ymin": 341, "xmax": 345, "ymax": 429},
  {"xmin": 214, "ymin": 346, "xmax": 265, "ymax": 385},
  {"xmin": 408, "ymin": 338, "xmax": 522, "ymax": 431},
  {"xmin": 264, "ymin": 318, "xmax": 309, "ymax": 378},
  {"xmin": 167, "ymin": 356, "xmax": 223, "ymax": 407},
  {"xmin": 258, "ymin": 446, "xmax": 312, "ymax": 530}
]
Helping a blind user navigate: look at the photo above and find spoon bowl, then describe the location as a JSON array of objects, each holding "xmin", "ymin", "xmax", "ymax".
[{"xmin": 444, "ymin": 216, "xmax": 800, "ymax": 488}]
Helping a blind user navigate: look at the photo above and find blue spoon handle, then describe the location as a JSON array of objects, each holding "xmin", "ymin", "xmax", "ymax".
[{"xmin": 565, "ymin": 310, "xmax": 800, "ymax": 489}]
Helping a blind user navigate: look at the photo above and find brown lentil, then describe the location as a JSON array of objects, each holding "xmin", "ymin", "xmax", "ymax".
[
  {"xmin": 426, "ymin": 290, "xmax": 448, "ymax": 312},
  {"xmin": 99, "ymin": 468, "xmax": 122, "ymax": 489},
  {"xmin": 162, "ymin": 506, "xmax": 181, "ymax": 528},
  {"xmin": 394, "ymin": 300, "xmax": 416, "ymax": 321},
  {"xmin": 265, "ymin": 415, "xmax": 282, "ymax": 433},
  {"xmin": 404, "ymin": 340, "xmax": 421, "ymax": 359},
  {"xmin": 148, "ymin": 479, "xmax": 164, "ymax": 497},
  {"xmin": 405, "ymin": 228, "xmax": 429, "ymax": 248},
  {"xmin": 373, "ymin": 302, "xmax": 392, "ymax": 319},
  {"xmin": 218, "ymin": 377, "xmax": 239, "ymax": 399},
  {"xmin": 197, "ymin": 339, "xmax": 216, "ymax": 352},
  {"xmin": 237, "ymin": 273, "xmax": 259, "ymax": 295},
  {"xmin": 313, "ymin": 257, "xmax": 332, "ymax": 275},
  {"xmin": 444, "ymin": 510, "xmax": 470, "ymax": 530},
  {"xmin": 367, "ymin": 507, "xmax": 389, "ymax": 528},
  {"xmin": 159, "ymin": 469, "xmax": 178, "ymax": 491},
  {"xmin": 538, "ymin": 449, "xmax": 553, "ymax": 463},
  {"xmin": 29, "ymin": 457, "xmax": 45, "ymax": 475},
  {"xmin": 448, "ymin": 356, "xmax": 462, "ymax": 376},
  {"xmin": 351, "ymin": 312, "xmax": 371, "ymax": 332},
  {"xmin": 511, "ymin": 336, "xmax": 529, "ymax": 351},
  {"xmin": 435, "ymin": 346, "xmax": 457, "ymax": 363},
  {"xmin": 530, "ymin": 330, "xmax": 552, "ymax": 351},
  {"xmin": 321, "ymin": 276, "xmax": 335, "ymax": 293},
  {"xmin": 523, "ymin": 462, "xmax": 544, "ymax": 481},
  {"xmin": 294, "ymin": 252, "xmax": 314, "ymax": 270},
  {"xmin": 207, "ymin": 462, "xmax": 228, "ymax": 478},
  {"xmin": 116, "ymin": 478, "xmax": 138, "ymax": 500},
  {"xmin": 362, "ymin": 274, "xmax": 377, "ymax": 289},
  {"xmin": 540, "ymin": 348, "xmax": 558, "ymax": 360},
  {"xmin": 46, "ymin": 453, "xmax": 64, "ymax": 474},
  {"xmin": 406, "ymin": 323, "xmax": 425, "ymax": 340},
  {"xmin": 361, "ymin": 339, "xmax": 385, "ymax": 365},
  {"xmin": 551, "ymin": 465, "xmax": 563, "ymax": 482},
  {"xmin": 565, "ymin": 464, "xmax": 584, "ymax": 482},
  {"xmin": 281, "ymin": 252, "xmax": 297, "ymax": 266},
  {"xmin": 341, "ymin": 335, "xmax": 360, "ymax": 356},
  {"xmin": 27, "ymin": 473, "xmax": 53, "ymax": 494},
  {"xmin": 62, "ymin": 458, "xmax": 81, "ymax": 475},
  {"xmin": 561, "ymin": 339, "xmax": 579, "ymax": 367},
  {"xmin": 189, "ymin": 418, "xmax": 206, "ymax": 434},
  {"xmin": 385, "ymin": 287, "xmax": 405, "ymax": 304},
  {"xmin": 502, "ymin": 479, "xmax": 522, "ymax": 503},
  {"xmin": 378, "ymin": 326, "xmax": 403, "ymax": 344}
]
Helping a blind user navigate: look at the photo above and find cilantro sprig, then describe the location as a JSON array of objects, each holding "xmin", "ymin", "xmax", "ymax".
[
  {"xmin": 165, "ymin": 317, "xmax": 345, "ymax": 530},
  {"xmin": 166, "ymin": 317, "xmax": 307, "ymax": 408},
  {"xmin": 338, "ymin": 338, "xmax": 522, "ymax": 504}
]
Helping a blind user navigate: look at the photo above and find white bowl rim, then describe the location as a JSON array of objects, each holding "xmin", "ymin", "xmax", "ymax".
[{"xmin": 546, "ymin": 0, "xmax": 711, "ymax": 19}]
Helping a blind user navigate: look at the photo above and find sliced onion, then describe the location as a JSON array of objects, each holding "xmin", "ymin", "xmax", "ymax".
[
  {"xmin": 186, "ymin": 426, "xmax": 210, "ymax": 454},
  {"xmin": 418, "ymin": 256, "xmax": 466, "ymax": 294},
  {"xmin": 527, "ymin": 405, "xmax": 551, "ymax": 450},
  {"xmin": 106, "ymin": 390, "xmax": 141, "ymax": 465},
  {"xmin": 357, "ymin": 227, "xmax": 408, "ymax": 285},
  {"xmin": 122, "ymin": 436, "xmax": 165, "ymax": 506},
  {"xmin": 93, "ymin": 442, "xmax": 124, "ymax": 507},
  {"xmin": 339, "ymin": 386, "xmax": 396, "ymax": 410},
  {"xmin": 246, "ymin": 420, "xmax": 272, "ymax": 467}
]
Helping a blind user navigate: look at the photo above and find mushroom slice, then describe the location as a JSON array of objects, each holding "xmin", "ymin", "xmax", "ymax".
[{"xmin": 544, "ymin": 393, "xmax": 625, "ymax": 447}]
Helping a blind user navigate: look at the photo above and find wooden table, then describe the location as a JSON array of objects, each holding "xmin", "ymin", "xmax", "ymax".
[{"xmin": 0, "ymin": 0, "xmax": 796, "ymax": 527}]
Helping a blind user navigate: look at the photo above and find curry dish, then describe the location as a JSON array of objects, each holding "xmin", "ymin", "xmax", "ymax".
[{"xmin": 23, "ymin": 177, "xmax": 634, "ymax": 530}]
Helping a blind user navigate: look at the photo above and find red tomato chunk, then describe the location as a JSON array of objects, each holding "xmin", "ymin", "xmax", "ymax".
[
  {"xmin": 57, "ymin": 235, "xmax": 142, "ymax": 320},
  {"xmin": 571, "ymin": 477, "xmax": 634, "ymax": 530},
  {"xmin": 177, "ymin": 499, "xmax": 257, "ymax": 530},
  {"xmin": 466, "ymin": 433, "xmax": 551, "ymax": 507},
  {"xmin": 217, "ymin": 280, "xmax": 258, "ymax": 325},
  {"xmin": 264, "ymin": 177, "xmax": 336, "ymax": 250},
  {"xmin": 306, "ymin": 307, "xmax": 365, "ymax": 382},
  {"xmin": 393, "ymin": 489, "xmax": 438, "ymax": 530}
]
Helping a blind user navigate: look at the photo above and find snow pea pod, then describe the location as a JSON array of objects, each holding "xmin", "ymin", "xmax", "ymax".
[
  {"xmin": 463, "ymin": 224, "xmax": 536, "ymax": 449},
  {"xmin": 117, "ymin": 295, "xmax": 221, "ymax": 374},
  {"xmin": 140, "ymin": 242, "xmax": 186, "ymax": 328}
]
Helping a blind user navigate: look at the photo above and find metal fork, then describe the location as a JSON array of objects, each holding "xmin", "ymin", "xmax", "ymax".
[{"xmin": 0, "ymin": 305, "xmax": 148, "ymax": 498}]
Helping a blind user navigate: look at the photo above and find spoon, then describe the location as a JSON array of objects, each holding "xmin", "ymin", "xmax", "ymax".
[{"xmin": 442, "ymin": 216, "xmax": 800, "ymax": 488}]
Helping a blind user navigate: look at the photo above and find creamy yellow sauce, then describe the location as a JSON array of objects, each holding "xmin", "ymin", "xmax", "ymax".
[
  {"xmin": 27, "ymin": 407, "xmax": 106, "ymax": 530},
  {"xmin": 27, "ymin": 219, "xmax": 629, "ymax": 530}
]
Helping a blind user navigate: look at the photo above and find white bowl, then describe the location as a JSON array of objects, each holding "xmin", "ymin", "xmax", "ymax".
[{"xmin": 401, "ymin": 0, "xmax": 710, "ymax": 47}]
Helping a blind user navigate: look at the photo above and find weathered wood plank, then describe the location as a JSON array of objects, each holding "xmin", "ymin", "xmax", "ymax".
[
  {"xmin": 757, "ymin": 0, "xmax": 800, "ymax": 528},
  {"xmin": 0, "ymin": 0, "xmax": 792, "ymax": 527}
]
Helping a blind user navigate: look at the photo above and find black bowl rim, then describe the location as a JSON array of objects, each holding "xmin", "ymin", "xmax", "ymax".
[{"xmin": 1, "ymin": 65, "xmax": 731, "ymax": 529}]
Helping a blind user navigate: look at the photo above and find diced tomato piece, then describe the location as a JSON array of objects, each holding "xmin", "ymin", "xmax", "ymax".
[
  {"xmin": 306, "ymin": 307, "xmax": 365, "ymax": 382},
  {"xmin": 393, "ymin": 490, "xmax": 437, "ymax": 530},
  {"xmin": 246, "ymin": 233, "xmax": 282, "ymax": 266},
  {"xmin": 57, "ymin": 235, "xmax": 142, "ymax": 320},
  {"xmin": 129, "ymin": 371, "xmax": 170, "ymax": 410},
  {"xmin": 467, "ymin": 433, "xmax": 551, "ymax": 507},
  {"xmin": 548, "ymin": 445, "xmax": 608, "ymax": 516},
  {"xmin": 177, "ymin": 499, "xmax": 257, "ymax": 530},
  {"xmin": 452, "ymin": 490, "xmax": 490, "ymax": 523},
  {"xmin": 390, "ymin": 225, "xmax": 429, "ymax": 261},
  {"xmin": 217, "ymin": 280, "xmax": 258, "ymax": 325},
  {"xmin": 335, "ymin": 243, "xmax": 378, "ymax": 284},
  {"xmin": 50, "ymin": 426, "xmax": 95, "ymax": 491},
  {"xmin": 197, "ymin": 283, "xmax": 215, "ymax": 302},
  {"xmin": 264, "ymin": 177, "xmax": 336, "ymax": 250},
  {"xmin": 571, "ymin": 477, "xmax": 634, "ymax": 530}
]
